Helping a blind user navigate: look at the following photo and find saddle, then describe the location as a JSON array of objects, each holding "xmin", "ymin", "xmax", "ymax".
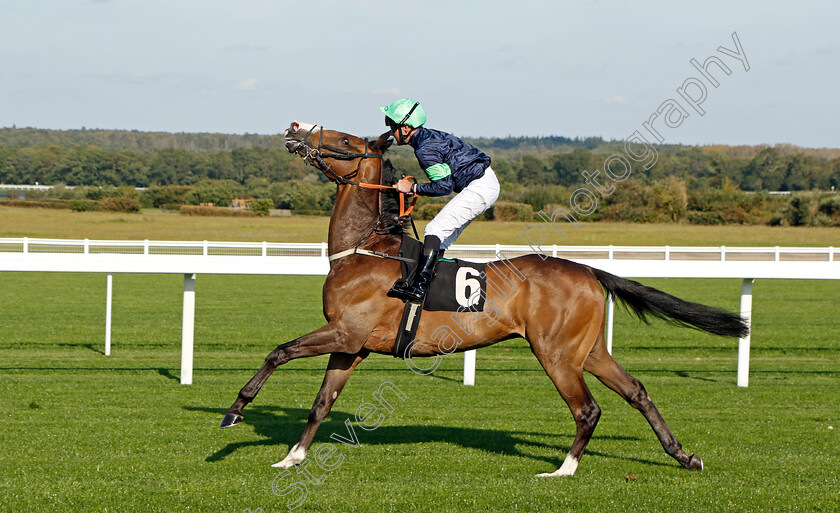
[{"xmin": 391, "ymin": 236, "xmax": 486, "ymax": 358}]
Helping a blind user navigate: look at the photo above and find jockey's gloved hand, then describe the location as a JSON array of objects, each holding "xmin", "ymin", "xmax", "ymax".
[{"xmin": 395, "ymin": 177, "xmax": 415, "ymax": 195}]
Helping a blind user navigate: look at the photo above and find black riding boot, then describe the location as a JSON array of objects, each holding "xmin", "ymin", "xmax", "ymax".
[{"xmin": 390, "ymin": 237, "xmax": 443, "ymax": 303}]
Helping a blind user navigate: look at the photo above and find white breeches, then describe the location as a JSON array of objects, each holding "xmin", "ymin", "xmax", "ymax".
[{"xmin": 425, "ymin": 167, "xmax": 500, "ymax": 250}]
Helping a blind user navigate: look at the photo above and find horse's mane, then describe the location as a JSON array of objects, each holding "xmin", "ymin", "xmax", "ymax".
[{"xmin": 377, "ymin": 158, "xmax": 407, "ymax": 235}]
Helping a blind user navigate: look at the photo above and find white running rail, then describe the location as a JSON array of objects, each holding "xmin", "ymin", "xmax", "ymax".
[{"xmin": 2, "ymin": 238, "xmax": 838, "ymax": 386}]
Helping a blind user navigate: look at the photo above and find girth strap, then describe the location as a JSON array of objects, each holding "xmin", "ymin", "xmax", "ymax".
[{"xmin": 328, "ymin": 247, "xmax": 416, "ymax": 264}]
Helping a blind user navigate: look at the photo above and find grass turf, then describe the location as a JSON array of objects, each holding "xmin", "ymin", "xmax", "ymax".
[
  {"xmin": 0, "ymin": 273, "xmax": 837, "ymax": 512},
  {"xmin": 2, "ymin": 205, "xmax": 840, "ymax": 246}
]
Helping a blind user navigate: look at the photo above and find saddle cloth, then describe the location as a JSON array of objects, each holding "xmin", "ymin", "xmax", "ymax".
[{"xmin": 395, "ymin": 236, "xmax": 486, "ymax": 312}]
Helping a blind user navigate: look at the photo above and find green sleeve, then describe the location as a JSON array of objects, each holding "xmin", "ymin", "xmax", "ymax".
[{"xmin": 424, "ymin": 163, "xmax": 452, "ymax": 180}]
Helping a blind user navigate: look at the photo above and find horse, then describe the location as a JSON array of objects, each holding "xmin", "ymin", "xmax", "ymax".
[{"xmin": 220, "ymin": 121, "xmax": 748, "ymax": 476}]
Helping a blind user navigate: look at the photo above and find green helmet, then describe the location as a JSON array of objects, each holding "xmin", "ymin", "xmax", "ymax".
[{"xmin": 380, "ymin": 98, "xmax": 426, "ymax": 128}]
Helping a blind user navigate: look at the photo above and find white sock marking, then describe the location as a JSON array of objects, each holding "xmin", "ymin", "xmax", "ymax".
[
  {"xmin": 535, "ymin": 455, "xmax": 579, "ymax": 477},
  {"xmin": 271, "ymin": 443, "xmax": 307, "ymax": 468}
]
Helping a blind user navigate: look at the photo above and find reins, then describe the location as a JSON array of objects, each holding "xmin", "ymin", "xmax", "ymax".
[
  {"xmin": 288, "ymin": 123, "xmax": 421, "ymax": 263},
  {"xmin": 293, "ymin": 124, "xmax": 418, "ymax": 220}
]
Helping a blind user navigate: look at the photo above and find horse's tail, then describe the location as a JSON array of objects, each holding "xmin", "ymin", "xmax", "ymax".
[{"xmin": 590, "ymin": 267, "xmax": 749, "ymax": 338}]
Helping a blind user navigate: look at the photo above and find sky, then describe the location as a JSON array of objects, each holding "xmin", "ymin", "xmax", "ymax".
[{"xmin": 1, "ymin": 0, "xmax": 838, "ymax": 148}]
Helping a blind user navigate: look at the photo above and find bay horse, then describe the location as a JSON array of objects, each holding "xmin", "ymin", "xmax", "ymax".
[{"xmin": 220, "ymin": 121, "xmax": 748, "ymax": 476}]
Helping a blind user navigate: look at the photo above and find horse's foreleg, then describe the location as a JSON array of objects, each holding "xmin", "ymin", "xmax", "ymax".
[
  {"xmin": 584, "ymin": 335, "xmax": 703, "ymax": 470},
  {"xmin": 221, "ymin": 324, "xmax": 349, "ymax": 428},
  {"xmin": 271, "ymin": 350, "xmax": 369, "ymax": 468}
]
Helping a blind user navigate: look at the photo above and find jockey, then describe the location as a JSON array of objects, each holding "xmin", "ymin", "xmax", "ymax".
[{"xmin": 382, "ymin": 98, "xmax": 500, "ymax": 302}]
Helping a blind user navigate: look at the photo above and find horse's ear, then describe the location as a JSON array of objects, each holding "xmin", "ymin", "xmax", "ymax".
[{"xmin": 371, "ymin": 131, "xmax": 393, "ymax": 153}]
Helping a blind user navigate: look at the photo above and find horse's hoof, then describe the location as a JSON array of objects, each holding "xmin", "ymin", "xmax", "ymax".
[
  {"xmin": 270, "ymin": 443, "xmax": 307, "ymax": 468},
  {"xmin": 687, "ymin": 453, "xmax": 703, "ymax": 471},
  {"xmin": 220, "ymin": 413, "xmax": 243, "ymax": 429}
]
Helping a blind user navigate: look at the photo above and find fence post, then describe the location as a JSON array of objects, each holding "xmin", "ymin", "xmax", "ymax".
[
  {"xmin": 23, "ymin": 237, "xmax": 28, "ymax": 254},
  {"xmin": 606, "ymin": 295, "xmax": 615, "ymax": 355},
  {"xmin": 105, "ymin": 273, "xmax": 113, "ymax": 356},
  {"xmin": 181, "ymin": 274, "xmax": 197, "ymax": 385},
  {"xmin": 737, "ymin": 278, "xmax": 754, "ymax": 388},
  {"xmin": 463, "ymin": 349, "xmax": 476, "ymax": 386}
]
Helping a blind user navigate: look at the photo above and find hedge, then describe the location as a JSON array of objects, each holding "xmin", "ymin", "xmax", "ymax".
[
  {"xmin": 100, "ymin": 196, "xmax": 140, "ymax": 213},
  {"xmin": 250, "ymin": 198, "xmax": 274, "ymax": 216},
  {"xmin": 417, "ymin": 203, "xmax": 445, "ymax": 220},
  {"xmin": 488, "ymin": 201, "xmax": 533, "ymax": 222},
  {"xmin": 0, "ymin": 198, "xmax": 73, "ymax": 209},
  {"xmin": 179, "ymin": 205, "xmax": 255, "ymax": 217}
]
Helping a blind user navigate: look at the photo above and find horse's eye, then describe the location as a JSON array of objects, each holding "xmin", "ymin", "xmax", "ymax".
[{"xmin": 342, "ymin": 138, "xmax": 350, "ymax": 146}]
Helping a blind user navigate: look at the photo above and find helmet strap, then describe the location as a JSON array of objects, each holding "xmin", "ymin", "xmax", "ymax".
[
  {"xmin": 396, "ymin": 125, "xmax": 410, "ymax": 144},
  {"xmin": 398, "ymin": 102, "xmax": 420, "ymax": 125}
]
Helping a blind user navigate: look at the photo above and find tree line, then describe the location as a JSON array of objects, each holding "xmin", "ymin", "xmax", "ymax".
[
  {"xmin": 1, "ymin": 127, "xmax": 838, "ymax": 226},
  {"xmin": 2, "ymin": 128, "xmax": 838, "ymax": 191}
]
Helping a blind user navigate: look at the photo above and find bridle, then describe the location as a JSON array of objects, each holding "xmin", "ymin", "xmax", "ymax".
[
  {"xmin": 287, "ymin": 123, "xmax": 418, "ymax": 223},
  {"xmin": 289, "ymin": 123, "xmax": 385, "ymax": 185}
]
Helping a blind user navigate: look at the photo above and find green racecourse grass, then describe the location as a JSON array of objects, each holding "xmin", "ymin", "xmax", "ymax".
[
  {"xmin": 0, "ymin": 206, "xmax": 838, "ymax": 512},
  {"xmin": 1, "ymin": 205, "xmax": 840, "ymax": 246}
]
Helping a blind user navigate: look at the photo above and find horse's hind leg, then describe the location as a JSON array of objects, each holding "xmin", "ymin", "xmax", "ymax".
[
  {"xmin": 272, "ymin": 350, "xmax": 368, "ymax": 468},
  {"xmin": 221, "ymin": 324, "xmax": 350, "ymax": 428},
  {"xmin": 531, "ymin": 350, "xmax": 602, "ymax": 477},
  {"xmin": 584, "ymin": 333, "xmax": 703, "ymax": 470}
]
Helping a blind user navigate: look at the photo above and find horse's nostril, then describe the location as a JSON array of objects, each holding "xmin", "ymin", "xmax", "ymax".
[{"xmin": 291, "ymin": 121, "xmax": 318, "ymax": 134}]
